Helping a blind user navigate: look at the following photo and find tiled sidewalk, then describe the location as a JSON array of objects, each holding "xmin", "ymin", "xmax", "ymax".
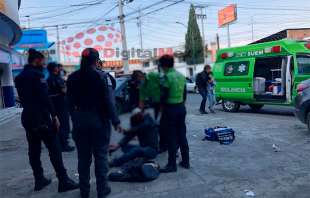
[{"xmin": 0, "ymin": 107, "xmax": 22, "ymax": 126}]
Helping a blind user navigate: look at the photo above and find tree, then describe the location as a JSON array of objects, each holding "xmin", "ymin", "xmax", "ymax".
[{"xmin": 184, "ymin": 4, "xmax": 204, "ymax": 65}]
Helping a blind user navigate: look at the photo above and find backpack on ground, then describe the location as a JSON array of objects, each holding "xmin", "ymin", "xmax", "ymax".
[{"xmin": 203, "ymin": 126, "xmax": 235, "ymax": 145}]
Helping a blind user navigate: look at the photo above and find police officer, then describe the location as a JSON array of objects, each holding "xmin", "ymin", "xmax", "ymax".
[
  {"xmin": 67, "ymin": 48, "xmax": 121, "ymax": 198},
  {"xmin": 158, "ymin": 55, "xmax": 190, "ymax": 173},
  {"xmin": 14, "ymin": 49, "xmax": 79, "ymax": 192},
  {"xmin": 47, "ymin": 62, "xmax": 75, "ymax": 152}
]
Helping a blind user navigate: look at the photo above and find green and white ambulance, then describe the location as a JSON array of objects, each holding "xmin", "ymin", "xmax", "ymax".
[{"xmin": 213, "ymin": 39, "xmax": 310, "ymax": 112}]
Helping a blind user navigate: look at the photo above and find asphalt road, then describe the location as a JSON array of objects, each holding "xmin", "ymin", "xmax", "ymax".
[{"xmin": 0, "ymin": 94, "xmax": 309, "ymax": 198}]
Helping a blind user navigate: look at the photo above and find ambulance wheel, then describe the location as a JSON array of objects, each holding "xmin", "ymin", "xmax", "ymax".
[
  {"xmin": 222, "ymin": 101, "xmax": 240, "ymax": 112},
  {"xmin": 249, "ymin": 104, "xmax": 264, "ymax": 111}
]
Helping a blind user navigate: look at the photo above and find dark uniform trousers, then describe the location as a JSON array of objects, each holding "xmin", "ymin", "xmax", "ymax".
[
  {"xmin": 72, "ymin": 111, "xmax": 111, "ymax": 197},
  {"xmin": 25, "ymin": 126, "xmax": 68, "ymax": 181},
  {"xmin": 56, "ymin": 103, "xmax": 71, "ymax": 147},
  {"xmin": 161, "ymin": 103, "xmax": 189, "ymax": 167}
]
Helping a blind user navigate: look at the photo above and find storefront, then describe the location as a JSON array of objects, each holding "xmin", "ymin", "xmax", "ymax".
[{"xmin": 0, "ymin": 0, "xmax": 22, "ymax": 108}]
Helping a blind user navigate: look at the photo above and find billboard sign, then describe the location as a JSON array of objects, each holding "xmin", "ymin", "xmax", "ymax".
[
  {"xmin": 14, "ymin": 29, "xmax": 54, "ymax": 50},
  {"xmin": 218, "ymin": 4, "xmax": 237, "ymax": 27}
]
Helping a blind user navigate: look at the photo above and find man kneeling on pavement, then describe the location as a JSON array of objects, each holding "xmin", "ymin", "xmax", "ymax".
[{"xmin": 109, "ymin": 108, "xmax": 159, "ymax": 167}]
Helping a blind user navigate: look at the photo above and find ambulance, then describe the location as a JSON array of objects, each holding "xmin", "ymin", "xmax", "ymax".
[{"xmin": 213, "ymin": 39, "xmax": 310, "ymax": 112}]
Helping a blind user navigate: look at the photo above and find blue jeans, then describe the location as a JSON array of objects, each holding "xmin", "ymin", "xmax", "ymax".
[
  {"xmin": 114, "ymin": 144, "xmax": 158, "ymax": 166},
  {"xmin": 207, "ymin": 89, "xmax": 216, "ymax": 109},
  {"xmin": 199, "ymin": 89, "xmax": 208, "ymax": 112}
]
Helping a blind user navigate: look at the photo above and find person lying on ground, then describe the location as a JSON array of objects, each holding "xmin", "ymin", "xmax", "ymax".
[{"xmin": 109, "ymin": 108, "xmax": 159, "ymax": 167}]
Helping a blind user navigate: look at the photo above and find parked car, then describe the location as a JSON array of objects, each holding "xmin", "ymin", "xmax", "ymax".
[
  {"xmin": 186, "ymin": 77, "xmax": 197, "ymax": 93},
  {"xmin": 295, "ymin": 79, "xmax": 310, "ymax": 131},
  {"xmin": 114, "ymin": 76, "xmax": 131, "ymax": 114}
]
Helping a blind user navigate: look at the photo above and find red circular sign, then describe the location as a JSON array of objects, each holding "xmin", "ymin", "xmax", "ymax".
[
  {"xmin": 72, "ymin": 51, "xmax": 80, "ymax": 57},
  {"xmin": 67, "ymin": 37, "xmax": 74, "ymax": 43},
  {"xmin": 96, "ymin": 35, "xmax": 105, "ymax": 42},
  {"xmin": 75, "ymin": 32, "xmax": 84, "ymax": 39},
  {"xmin": 94, "ymin": 45, "xmax": 103, "ymax": 51},
  {"xmin": 107, "ymin": 33, "xmax": 114, "ymax": 39},
  {"xmin": 99, "ymin": 26, "xmax": 108, "ymax": 31},
  {"xmin": 105, "ymin": 41, "xmax": 112, "ymax": 47},
  {"xmin": 87, "ymin": 28, "xmax": 96, "ymax": 34},
  {"xmin": 84, "ymin": 39, "xmax": 93, "ymax": 46},
  {"xmin": 73, "ymin": 42, "xmax": 81, "ymax": 49}
]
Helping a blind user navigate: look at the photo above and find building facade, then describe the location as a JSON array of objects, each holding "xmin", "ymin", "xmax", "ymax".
[{"xmin": 0, "ymin": 0, "xmax": 22, "ymax": 108}]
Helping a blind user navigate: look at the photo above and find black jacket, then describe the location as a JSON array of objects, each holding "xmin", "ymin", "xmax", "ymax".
[
  {"xmin": 119, "ymin": 114, "xmax": 159, "ymax": 150},
  {"xmin": 15, "ymin": 64, "xmax": 56, "ymax": 129},
  {"xmin": 47, "ymin": 73, "xmax": 67, "ymax": 112},
  {"xmin": 66, "ymin": 67, "xmax": 120, "ymax": 126},
  {"xmin": 196, "ymin": 71, "xmax": 210, "ymax": 90}
]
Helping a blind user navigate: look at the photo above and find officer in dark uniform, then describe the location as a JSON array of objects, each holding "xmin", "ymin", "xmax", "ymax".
[
  {"xmin": 67, "ymin": 48, "xmax": 121, "ymax": 198},
  {"xmin": 158, "ymin": 55, "xmax": 190, "ymax": 173},
  {"xmin": 14, "ymin": 49, "xmax": 79, "ymax": 192},
  {"xmin": 47, "ymin": 62, "xmax": 75, "ymax": 152}
]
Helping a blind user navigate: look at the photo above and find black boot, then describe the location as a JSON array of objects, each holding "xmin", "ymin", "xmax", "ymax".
[
  {"xmin": 58, "ymin": 177, "xmax": 79, "ymax": 193},
  {"xmin": 199, "ymin": 109, "xmax": 208, "ymax": 114},
  {"xmin": 98, "ymin": 186, "xmax": 111, "ymax": 198},
  {"xmin": 159, "ymin": 165, "xmax": 177, "ymax": 173},
  {"xmin": 179, "ymin": 161, "xmax": 190, "ymax": 169},
  {"xmin": 34, "ymin": 177, "xmax": 52, "ymax": 191},
  {"xmin": 80, "ymin": 191, "xmax": 89, "ymax": 198}
]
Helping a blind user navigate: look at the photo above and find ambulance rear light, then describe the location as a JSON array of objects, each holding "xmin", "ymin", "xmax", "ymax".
[
  {"xmin": 265, "ymin": 46, "xmax": 282, "ymax": 53},
  {"xmin": 271, "ymin": 46, "xmax": 281, "ymax": 53},
  {"xmin": 221, "ymin": 52, "xmax": 234, "ymax": 59},
  {"xmin": 297, "ymin": 83, "xmax": 309, "ymax": 94},
  {"xmin": 305, "ymin": 43, "xmax": 310, "ymax": 49}
]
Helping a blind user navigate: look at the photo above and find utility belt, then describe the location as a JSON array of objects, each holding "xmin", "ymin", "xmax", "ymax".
[
  {"xmin": 72, "ymin": 106, "xmax": 109, "ymax": 122},
  {"xmin": 73, "ymin": 106, "xmax": 101, "ymax": 112}
]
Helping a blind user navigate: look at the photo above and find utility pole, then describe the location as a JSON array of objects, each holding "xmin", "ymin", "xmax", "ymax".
[
  {"xmin": 227, "ymin": 24, "xmax": 231, "ymax": 47},
  {"xmin": 118, "ymin": 0, "xmax": 129, "ymax": 73},
  {"xmin": 56, "ymin": 25, "xmax": 61, "ymax": 63},
  {"xmin": 216, "ymin": 33, "xmax": 220, "ymax": 50},
  {"xmin": 195, "ymin": 6, "xmax": 207, "ymax": 63},
  {"xmin": 137, "ymin": 8, "xmax": 143, "ymax": 50},
  {"xmin": 25, "ymin": 15, "xmax": 31, "ymax": 29}
]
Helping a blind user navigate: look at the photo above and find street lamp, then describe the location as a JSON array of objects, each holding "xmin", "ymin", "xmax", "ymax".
[{"xmin": 176, "ymin": 21, "xmax": 187, "ymax": 29}]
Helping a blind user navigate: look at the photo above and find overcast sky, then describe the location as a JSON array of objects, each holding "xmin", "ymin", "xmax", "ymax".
[{"xmin": 19, "ymin": 0, "xmax": 310, "ymax": 49}]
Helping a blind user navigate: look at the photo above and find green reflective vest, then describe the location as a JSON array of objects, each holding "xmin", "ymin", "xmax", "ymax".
[
  {"xmin": 162, "ymin": 68, "xmax": 186, "ymax": 104},
  {"xmin": 139, "ymin": 72, "xmax": 161, "ymax": 103}
]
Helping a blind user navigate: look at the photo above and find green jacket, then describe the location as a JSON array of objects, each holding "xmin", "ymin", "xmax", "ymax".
[
  {"xmin": 162, "ymin": 68, "xmax": 186, "ymax": 104},
  {"xmin": 139, "ymin": 72, "xmax": 161, "ymax": 103}
]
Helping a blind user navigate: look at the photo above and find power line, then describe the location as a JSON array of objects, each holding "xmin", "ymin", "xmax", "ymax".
[{"xmin": 25, "ymin": 0, "xmax": 108, "ymax": 22}]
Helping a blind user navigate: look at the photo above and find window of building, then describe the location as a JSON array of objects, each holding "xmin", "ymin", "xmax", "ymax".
[{"xmin": 143, "ymin": 61, "xmax": 150, "ymax": 67}]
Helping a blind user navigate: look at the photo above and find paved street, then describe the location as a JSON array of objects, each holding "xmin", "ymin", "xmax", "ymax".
[{"xmin": 1, "ymin": 94, "xmax": 310, "ymax": 198}]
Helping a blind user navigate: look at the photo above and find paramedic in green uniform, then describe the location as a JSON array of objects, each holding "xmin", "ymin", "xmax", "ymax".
[
  {"xmin": 139, "ymin": 71, "xmax": 168, "ymax": 152},
  {"xmin": 158, "ymin": 55, "xmax": 190, "ymax": 173},
  {"xmin": 139, "ymin": 72, "xmax": 161, "ymax": 119}
]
